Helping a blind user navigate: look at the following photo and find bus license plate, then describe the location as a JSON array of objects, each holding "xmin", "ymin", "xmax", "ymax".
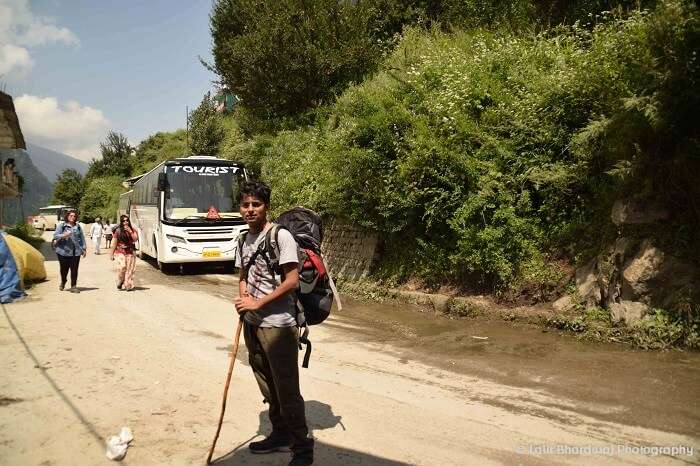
[{"xmin": 203, "ymin": 249, "xmax": 221, "ymax": 258}]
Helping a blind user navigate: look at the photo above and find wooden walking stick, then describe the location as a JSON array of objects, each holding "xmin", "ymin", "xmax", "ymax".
[{"xmin": 206, "ymin": 316, "xmax": 244, "ymax": 464}]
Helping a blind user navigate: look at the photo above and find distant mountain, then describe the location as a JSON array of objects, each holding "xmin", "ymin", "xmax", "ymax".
[
  {"xmin": 26, "ymin": 143, "xmax": 88, "ymax": 182},
  {"xmin": 0, "ymin": 148, "xmax": 53, "ymax": 224}
]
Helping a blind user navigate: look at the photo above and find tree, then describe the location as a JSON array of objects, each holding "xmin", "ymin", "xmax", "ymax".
[
  {"xmin": 209, "ymin": 0, "xmax": 653, "ymax": 124},
  {"xmin": 79, "ymin": 176, "xmax": 124, "ymax": 223},
  {"xmin": 188, "ymin": 92, "xmax": 225, "ymax": 156},
  {"xmin": 210, "ymin": 0, "xmax": 379, "ymax": 120},
  {"xmin": 86, "ymin": 131, "xmax": 133, "ymax": 180},
  {"xmin": 52, "ymin": 169, "xmax": 84, "ymax": 208},
  {"xmin": 132, "ymin": 130, "xmax": 187, "ymax": 174}
]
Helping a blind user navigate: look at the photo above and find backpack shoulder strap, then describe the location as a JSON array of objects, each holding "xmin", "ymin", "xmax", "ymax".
[
  {"xmin": 237, "ymin": 230, "xmax": 248, "ymax": 256},
  {"xmin": 238, "ymin": 230, "xmax": 250, "ymax": 278},
  {"xmin": 266, "ymin": 223, "xmax": 282, "ymax": 264}
]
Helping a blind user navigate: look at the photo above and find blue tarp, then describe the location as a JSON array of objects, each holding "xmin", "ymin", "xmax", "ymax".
[{"xmin": 0, "ymin": 233, "xmax": 26, "ymax": 303}]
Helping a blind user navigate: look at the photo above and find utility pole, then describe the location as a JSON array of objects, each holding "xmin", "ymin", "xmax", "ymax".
[{"xmin": 185, "ymin": 106, "xmax": 189, "ymax": 155}]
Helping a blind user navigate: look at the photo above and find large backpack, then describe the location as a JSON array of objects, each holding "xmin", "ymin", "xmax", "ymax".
[{"xmin": 237, "ymin": 207, "xmax": 341, "ymax": 367}]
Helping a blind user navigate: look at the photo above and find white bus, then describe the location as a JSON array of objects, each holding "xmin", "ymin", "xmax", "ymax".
[
  {"xmin": 121, "ymin": 156, "xmax": 249, "ymax": 272},
  {"xmin": 32, "ymin": 205, "xmax": 74, "ymax": 230},
  {"xmin": 118, "ymin": 189, "xmax": 133, "ymax": 219}
]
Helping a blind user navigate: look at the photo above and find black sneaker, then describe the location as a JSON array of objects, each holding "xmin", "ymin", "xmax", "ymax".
[
  {"xmin": 248, "ymin": 434, "xmax": 291, "ymax": 454},
  {"xmin": 59, "ymin": 281, "xmax": 66, "ymax": 291},
  {"xmin": 289, "ymin": 455, "xmax": 313, "ymax": 466},
  {"xmin": 69, "ymin": 287, "xmax": 80, "ymax": 294}
]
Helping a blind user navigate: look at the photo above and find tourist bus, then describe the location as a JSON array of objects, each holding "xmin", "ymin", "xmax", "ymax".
[
  {"xmin": 32, "ymin": 205, "xmax": 74, "ymax": 230},
  {"xmin": 120, "ymin": 156, "xmax": 249, "ymax": 272},
  {"xmin": 118, "ymin": 190, "xmax": 132, "ymax": 219}
]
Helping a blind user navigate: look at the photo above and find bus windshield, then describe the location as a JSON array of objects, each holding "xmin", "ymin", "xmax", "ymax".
[
  {"xmin": 39, "ymin": 208, "xmax": 59, "ymax": 216},
  {"xmin": 163, "ymin": 165, "xmax": 245, "ymax": 223},
  {"xmin": 39, "ymin": 206, "xmax": 72, "ymax": 218}
]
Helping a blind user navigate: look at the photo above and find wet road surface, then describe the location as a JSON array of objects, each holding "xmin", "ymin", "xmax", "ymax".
[{"xmin": 144, "ymin": 259, "xmax": 700, "ymax": 440}]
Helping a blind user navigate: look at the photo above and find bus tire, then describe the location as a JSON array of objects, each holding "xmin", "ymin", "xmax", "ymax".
[{"xmin": 154, "ymin": 239, "xmax": 172, "ymax": 273}]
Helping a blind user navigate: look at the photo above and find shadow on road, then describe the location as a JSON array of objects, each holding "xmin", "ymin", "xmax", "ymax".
[
  {"xmin": 212, "ymin": 441, "xmax": 411, "ymax": 466},
  {"xmin": 1, "ymin": 304, "xmax": 132, "ymax": 465},
  {"xmin": 254, "ymin": 400, "xmax": 345, "ymax": 437},
  {"xmin": 211, "ymin": 401, "xmax": 399, "ymax": 465}
]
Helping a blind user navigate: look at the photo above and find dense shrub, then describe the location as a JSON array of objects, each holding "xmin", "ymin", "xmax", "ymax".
[
  {"xmin": 249, "ymin": 1, "xmax": 699, "ymax": 291},
  {"xmin": 79, "ymin": 176, "xmax": 124, "ymax": 223},
  {"xmin": 131, "ymin": 130, "xmax": 187, "ymax": 175}
]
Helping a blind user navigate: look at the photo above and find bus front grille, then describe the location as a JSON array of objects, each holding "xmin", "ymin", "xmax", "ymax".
[
  {"xmin": 187, "ymin": 238, "xmax": 235, "ymax": 243},
  {"xmin": 185, "ymin": 229, "xmax": 235, "ymax": 235}
]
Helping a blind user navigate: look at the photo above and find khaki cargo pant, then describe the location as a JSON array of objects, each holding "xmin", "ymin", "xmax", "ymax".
[{"xmin": 243, "ymin": 322, "xmax": 314, "ymax": 459}]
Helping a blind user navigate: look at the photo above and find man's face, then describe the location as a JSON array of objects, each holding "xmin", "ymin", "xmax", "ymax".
[{"xmin": 239, "ymin": 194, "xmax": 267, "ymax": 230}]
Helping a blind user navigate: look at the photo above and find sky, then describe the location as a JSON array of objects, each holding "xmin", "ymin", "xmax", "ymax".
[{"xmin": 0, "ymin": 0, "xmax": 218, "ymax": 161}]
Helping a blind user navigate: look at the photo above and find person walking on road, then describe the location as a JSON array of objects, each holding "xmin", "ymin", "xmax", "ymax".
[
  {"xmin": 234, "ymin": 181, "xmax": 314, "ymax": 466},
  {"xmin": 103, "ymin": 219, "xmax": 114, "ymax": 249},
  {"xmin": 52, "ymin": 210, "xmax": 86, "ymax": 293},
  {"xmin": 89, "ymin": 217, "xmax": 104, "ymax": 255},
  {"xmin": 110, "ymin": 215, "xmax": 138, "ymax": 291}
]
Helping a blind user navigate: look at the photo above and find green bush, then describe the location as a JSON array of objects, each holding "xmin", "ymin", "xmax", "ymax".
[
  {"xmin": 5, "ymin": 223, "xmax": 44, "ymax": 251},
  {"xmin": 245, "ymin": 1, "xmax": 698, "ymax": 293},
  {"xmin": 132, "ymin": 130, "xmax": 187, "ymax": 175},
  {"xmin": 79, "ymin": 176, "xmax": 124, "ymax": 223},
  {"xmin": 631, "ymin": 309, "xmax": 700, "ymax": 350}
]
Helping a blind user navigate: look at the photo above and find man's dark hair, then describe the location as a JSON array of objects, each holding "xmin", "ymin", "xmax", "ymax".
[{"xmin": 238, "ymin": 180, "xmax": 271, "ymax": 205}]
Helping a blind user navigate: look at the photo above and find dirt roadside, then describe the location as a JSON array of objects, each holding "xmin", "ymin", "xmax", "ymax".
[{"xmin": 0, "ymin": 239, "xmax": 698, "ymax": 466}]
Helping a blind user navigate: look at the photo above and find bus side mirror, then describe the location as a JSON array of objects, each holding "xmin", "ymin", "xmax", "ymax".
[{"xmin": 157, "ymin": 173, "xmax": 168, "ymax": 191}]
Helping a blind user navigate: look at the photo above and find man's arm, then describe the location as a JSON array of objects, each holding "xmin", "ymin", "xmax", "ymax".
[{"xmin": 235, "ymin": 263, "xmax": 298, "ymax": 313}]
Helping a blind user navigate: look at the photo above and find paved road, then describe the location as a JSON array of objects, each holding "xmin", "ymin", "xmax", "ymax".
[{"xmin": 0, "ymin": 240, "xmax": 698, "ymax": 465}]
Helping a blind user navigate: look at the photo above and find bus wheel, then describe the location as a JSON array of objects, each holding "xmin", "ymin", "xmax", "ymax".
[{"xmin": 156, "ymin": 249, "xmax": 172, "ymax": 273}]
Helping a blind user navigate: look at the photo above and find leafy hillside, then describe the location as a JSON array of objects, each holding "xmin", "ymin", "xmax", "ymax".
[{"xmin": 226, "ymin": 2, "xmax": 699, "ymax": 296}]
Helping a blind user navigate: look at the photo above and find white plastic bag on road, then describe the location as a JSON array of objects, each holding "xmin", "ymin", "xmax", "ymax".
[{"xmin": 105, "ymin": 427, "xmax": 133, "ymax": 461}]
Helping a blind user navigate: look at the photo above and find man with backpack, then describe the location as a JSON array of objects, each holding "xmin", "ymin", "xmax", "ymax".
[{"xmin": 234, "ymin": 181, "xmax": 314, "ymax": 466}]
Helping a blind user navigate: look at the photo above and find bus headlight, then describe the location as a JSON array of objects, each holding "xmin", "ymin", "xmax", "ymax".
[{"xmin": 166, "ymin": 234, "xmax": 186, "ymax": 244}]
